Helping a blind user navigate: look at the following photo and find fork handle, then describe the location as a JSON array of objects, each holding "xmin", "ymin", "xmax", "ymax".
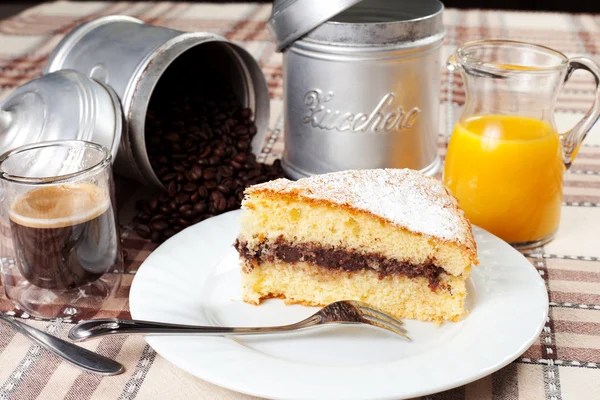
[{"xmin": 68, "ymin": 317, "xmax": 322, "ymax": 342}]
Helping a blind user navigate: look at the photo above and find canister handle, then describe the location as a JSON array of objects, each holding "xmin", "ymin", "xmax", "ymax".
[{"xmin": 560, "ymin": 57, "xmax": 600, "ymax": 168}]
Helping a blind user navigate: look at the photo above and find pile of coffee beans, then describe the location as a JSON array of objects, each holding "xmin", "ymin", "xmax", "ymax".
[{"xmin": 132, "ymin": 63, "xmax": 283, "ymax": 243}]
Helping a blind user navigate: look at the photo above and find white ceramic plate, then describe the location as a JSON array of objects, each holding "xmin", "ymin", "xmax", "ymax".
[{"xmin": 129, "ymin": 210, "xmax": 548, "ymax": 400}]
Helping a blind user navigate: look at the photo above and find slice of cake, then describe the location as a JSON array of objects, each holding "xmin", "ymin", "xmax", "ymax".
[{"xmin": 234, "ymin": 169, "xmax": 478, "ymax": 323}]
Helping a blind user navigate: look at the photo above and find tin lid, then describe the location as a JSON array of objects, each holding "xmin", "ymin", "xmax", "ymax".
[
  {"xmin": 0, "ymin": 70, "xmax": 123, "ymax": 161},
  {"xmin": 268, "ymin": 0, "xmax": 363, "ymax": 52},
  {"xmin": 305, "ymin": 0, "xmax": 445, "ymax": 46}
]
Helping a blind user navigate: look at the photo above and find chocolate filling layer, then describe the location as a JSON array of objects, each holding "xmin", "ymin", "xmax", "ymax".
[{"xmin": 234, "ymin": 236, "xmax": 445, "ymax": 291}]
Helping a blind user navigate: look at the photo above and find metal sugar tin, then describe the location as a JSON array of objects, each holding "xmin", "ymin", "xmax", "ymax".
[
  {"xmin": 272, "ymin": 0, "xmax": 446, "ymax": 179},
  {"xmin": 44, "ymin": 16, "xmax": 270, "ymax": 188},
  {"xmin": 0, "ymin": 70, "xmax": 122, "ymax": 162}
]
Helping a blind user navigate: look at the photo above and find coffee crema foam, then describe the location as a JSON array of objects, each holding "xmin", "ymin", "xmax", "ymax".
[{"xmin": 9, "ymin": 183, "xmax": 110, "ymax": 229}]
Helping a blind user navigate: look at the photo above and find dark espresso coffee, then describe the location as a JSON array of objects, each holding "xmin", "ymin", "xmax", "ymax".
[{"xmin": 9, "ymin": 183, "xmax": 120, "ymax": 290}]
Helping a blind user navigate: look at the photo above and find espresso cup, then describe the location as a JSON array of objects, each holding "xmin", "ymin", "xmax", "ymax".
[{"xmin": 0, "ymin": 140, "xmax": 122, "ymax": 318}]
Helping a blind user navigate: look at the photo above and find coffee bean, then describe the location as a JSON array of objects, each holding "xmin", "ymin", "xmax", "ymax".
[
  {"xmin": 183, "ymin": 183, "xmax": 197, "ymax": 193},
  {"xmin": 150, "ymin": 220, "xmax": 168, "ymax": 232},
  {"xmin": 183, "ymin": 170, "xmax": 194, "ymax": 182},
  {"xmin": 149, "ymin": 199, "xmax": 159, "ymax": 212},
  {"xmin": 204, "ymin": 180, "xmax": 217, "ymax": 190},
  {"xmin": 199, "ymin": 147, "xmax": 212, "ymax": 159},
  {"xmin": 231, "ymin": 160, "xmax": 243, "ymax": 170},
  {"xmin": 167, "ymin": 181, "xmax": 177, "ymax": 198},
  {"xmin": 218, "ymin": 166, "xmax": 233, "ymax": 177},
  {"xmin": 176, "ymin": 193, "xmax": 190, "ymax": 205},
  {"xmin": 162, "ymin": 173, "xmax": 176, "ymax": 182},
  {"xmin": 234, "ymin": 125, "xmax": 248, "ymax": 135},
  {"xmin": 197, "ymin": 186, "xmax": 209, "ymax": 199},
  {"xmin": 217, "ymin": 184, "xmax": 230, "ymax": 194},
  {"xmin": 181, "ymin": 209, "xmax": 195, "ymax": 220},
  {"xmin": 137, "ymin": 212, "xmax": 151, "ymax": 223},
  {"xmin": 150, "ymin": 231, "xmax": 163, "ymax": 243},
  {"xmin": 179, "ymin": 204, "xmax": 193, "ymax": 213},
  {"xmin": 214, "ymin": 147, "xmax": 226, "ymax": 158},
  {"xmin": 227, "ymin": 196, "xmax": 238, "ymax": 210},
  {"xmin": 167, "ymin": 217, "xmax": 178, "ymax": 226},
  {"xmin": 159, "ymin": 205, "xmax": 170, "ymax": 214},
  {"xmin": 217, "ymin": 197, "xmax": 227, "ymax": 212},
  {"xmin": 164, "ymin": 229, "xmax": 176, "ymax": 239},
  {"xmin": 150, "ymin": 214, "xmax": 165, "ymax": 222},
  {"xmin": 240, "ymin": 108, "xmax": 252, "ymax": 118},
  {"xmin": 202, "ymin": 168, "xmax": 215, "ymax": 180},
  {"xmin": 188, "ymin": 165, "xmax": 201, "ymax": 181},
  {"xmin": 193, "ymin": 202, "xmax": 207, "ymax": 214},
  {"xmin": 135, "ymin": 223, "xmax": 151, "ymax": 239},
  {"xmin": 155, "ymin": 166, "xmax": 169, "ymax": 177}
]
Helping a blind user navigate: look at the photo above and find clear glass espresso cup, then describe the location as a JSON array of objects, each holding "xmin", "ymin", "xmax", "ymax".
[{"xmin": 0, "ymin": 140, "xmax": 122, "ymax": 319}]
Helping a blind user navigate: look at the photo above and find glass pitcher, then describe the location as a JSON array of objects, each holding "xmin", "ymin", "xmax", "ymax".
[{"xmin": 444, "ymin": 40, "xmax": 600, "ymax": 249}]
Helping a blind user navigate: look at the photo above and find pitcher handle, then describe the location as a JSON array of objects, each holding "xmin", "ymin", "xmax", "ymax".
[{"xmin": 561, "ymin": 57, "xmax": 600, "ymax": 168}]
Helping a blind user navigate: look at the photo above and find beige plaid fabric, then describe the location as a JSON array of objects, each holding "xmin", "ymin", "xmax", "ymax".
[{"xmin": 0, "ymin": 2, "xmax": 600, "ymax": 399}]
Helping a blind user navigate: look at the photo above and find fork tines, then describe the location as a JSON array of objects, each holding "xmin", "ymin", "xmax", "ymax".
[{"xmin": 352, "ymin": 302, "xmax": 411, "ymax": 340}]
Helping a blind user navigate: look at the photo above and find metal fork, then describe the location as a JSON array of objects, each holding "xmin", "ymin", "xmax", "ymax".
[{"xmin": 69, "ymin": 301, "xmax": 410, "ymax": 341}]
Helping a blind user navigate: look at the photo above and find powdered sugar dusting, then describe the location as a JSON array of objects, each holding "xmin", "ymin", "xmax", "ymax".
[{"xmin": 247, "ymin": 169, "xmax": 470, "ymax": 244}]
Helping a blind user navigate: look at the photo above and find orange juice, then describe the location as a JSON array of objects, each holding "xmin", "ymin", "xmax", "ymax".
[{"xmin": 443, "ymin": 115, "xmax": 564, "ymax": 244}]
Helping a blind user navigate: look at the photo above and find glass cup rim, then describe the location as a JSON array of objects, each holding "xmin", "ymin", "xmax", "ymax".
[
  {"xmin": 0, "ymin": 140, "xmax": 111, "ymax": 185},
  {"xmin": 455, "ymin": 39, "xmax": 569, "ymax": 73}
]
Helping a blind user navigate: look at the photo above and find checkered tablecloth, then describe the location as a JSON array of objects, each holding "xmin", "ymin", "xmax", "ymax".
[{"xmin": 0, "ymin": 2, "xmax": 599, "ymax": 399}]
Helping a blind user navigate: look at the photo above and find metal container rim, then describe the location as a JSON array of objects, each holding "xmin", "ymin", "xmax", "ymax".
[{"xmin": 293, "ymin": 30, "xmax": 446, "ymax": 55}]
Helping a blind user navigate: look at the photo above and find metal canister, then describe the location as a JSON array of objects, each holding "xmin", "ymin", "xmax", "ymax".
[
  {"xmin": 270, "ymin": 0, "xmax": 445, "ymax": 179},
  {"xmin": 43, "ymin": 15, "xmax": 269, "ymax": 188}
]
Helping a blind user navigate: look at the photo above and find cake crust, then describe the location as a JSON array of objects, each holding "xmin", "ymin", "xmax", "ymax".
[{"xmin": 245, "ymin": 169, "xmax": 477, "ymax": 267}]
